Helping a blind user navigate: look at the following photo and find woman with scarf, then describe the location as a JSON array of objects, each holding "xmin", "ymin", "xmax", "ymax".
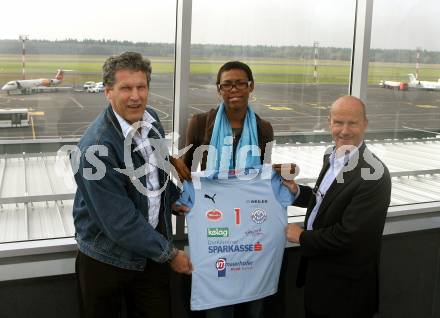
[{"xmin": 183, "ymin": 61, "xmax": 274, "ymax": 318}]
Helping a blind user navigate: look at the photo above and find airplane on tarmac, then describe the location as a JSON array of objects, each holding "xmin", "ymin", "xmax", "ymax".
[
  {"xmin": 1, "ymin": 69, "xmax": 67, "ymax": 94},
  {"xmin": 379, "ymin": 79, "xmax": 408, "ymax": 90},
  {"xmin": 408, "ymin": 73, "xmax": 440, "ymax": 91}
]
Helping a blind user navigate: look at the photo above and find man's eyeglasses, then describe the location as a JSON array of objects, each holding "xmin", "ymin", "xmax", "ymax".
[{"xmin": 218, "ymin": 81, "xmax": 251, "ymax": 92}]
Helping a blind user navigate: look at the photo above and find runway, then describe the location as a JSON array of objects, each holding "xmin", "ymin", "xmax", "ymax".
[{"xmin": 0, "ymin": 74, "xmax": 439, "ymax": 140}]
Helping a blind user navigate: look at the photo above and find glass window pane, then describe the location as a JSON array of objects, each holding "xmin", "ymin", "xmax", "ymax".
[
  {"xmin": 368, "ymin": 0, "xmax": 440, "ymax": 206},
  {"xmin": 0, "ymin": 0, "xmax": 177, "ymax": 243},
  {"xmin": 189, "ymin": 0, "xmax": 356, "ymax": 144},
  {"xmin": 183, "ymin": 0, "xmax": 356, "ymax": 225}
]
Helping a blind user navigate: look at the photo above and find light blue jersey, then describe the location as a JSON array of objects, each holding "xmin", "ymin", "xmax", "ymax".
[{"xmin": 186, "ymin": 171, "xmax": 288, "ymax": 310}]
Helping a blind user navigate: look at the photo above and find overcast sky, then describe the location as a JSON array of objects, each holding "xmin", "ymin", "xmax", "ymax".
[{"xmin": 0, "ymin": 0, "xmax": 439, "ymax": 51}]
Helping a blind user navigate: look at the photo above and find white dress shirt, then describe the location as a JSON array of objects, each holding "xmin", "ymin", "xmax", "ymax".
[
  {"xmin": 113, "ymin": 108, "xmax": 161, "ymax": 229},
  {"xmin": 306, "ymin": 144, "xmax": 361, "ymax": 230}
]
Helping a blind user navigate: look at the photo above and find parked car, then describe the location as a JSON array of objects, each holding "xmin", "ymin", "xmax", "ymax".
[
  {"xmin": 83, "ymin": 81, "xmax": 96, "ymax": 90},
  {"xmin": 87, "ymin": 82, "xmax": 104, "ymax": 93}
]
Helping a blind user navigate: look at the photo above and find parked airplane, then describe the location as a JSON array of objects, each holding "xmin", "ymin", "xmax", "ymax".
[
  {"xmin": 379, "ymin": 80, "xmax": 408, "ymax": 90},
  {"xmin": 408, "ymin": 74, "xmax": 440, "ymax": 91},
  {"xmin": 1, "ymin": 70, "xmax": 65, "ymax": 94}
]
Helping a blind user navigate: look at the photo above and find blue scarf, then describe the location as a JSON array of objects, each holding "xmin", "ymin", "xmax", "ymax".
[{"xmin": 206, "ymin": 103, "xmax": 260, "ymax": 172}]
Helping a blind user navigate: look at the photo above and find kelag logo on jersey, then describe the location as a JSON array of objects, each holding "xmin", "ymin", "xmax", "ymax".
[
  {"xmin": 206, "ymin": 209, "xmax": 223, "ymax": 221},
  {"xmin": 251, "ymin": 208, "xmax": 267, "ymax": 224},
  {"xmin": 216, "ymin": 258, "xmax": 226, "ymax": 277},
  {"xmin": 207, "ymin": 227, "xmax": 229, "ymax": 237}
]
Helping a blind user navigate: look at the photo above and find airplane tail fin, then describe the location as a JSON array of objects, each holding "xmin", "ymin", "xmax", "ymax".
[{"xmin": 55, "ymin": 69, "xmax": 64, "ymax": 81}]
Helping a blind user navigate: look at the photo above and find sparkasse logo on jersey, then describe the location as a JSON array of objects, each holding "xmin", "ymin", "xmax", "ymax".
[
  {"xmin": 208, "ymin": 242, "xmax": 264, "ymax": 253},
  {"xmin": 207, "ymin": 227, "xmax": 229, "ymax": 237},
  {"xmin": 254, "ymin": 242, "xmax": 263, "ymax": 251}
]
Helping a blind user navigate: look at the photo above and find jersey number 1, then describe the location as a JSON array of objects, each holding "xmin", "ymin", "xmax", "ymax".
[{"xmin": 234, "ymin": 208, "xmax": 240, "ymax": 225}]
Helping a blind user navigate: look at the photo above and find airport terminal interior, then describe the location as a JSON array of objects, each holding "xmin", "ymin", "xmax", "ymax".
[{"xmin": 0, "ymin": 0, "xmax": 439, "ymax": 317}]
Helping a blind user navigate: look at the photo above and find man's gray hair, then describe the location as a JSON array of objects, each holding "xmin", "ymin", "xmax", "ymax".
[{"xmin": 103, "ymin": 52, "xmax": 152, "ymax": 87}]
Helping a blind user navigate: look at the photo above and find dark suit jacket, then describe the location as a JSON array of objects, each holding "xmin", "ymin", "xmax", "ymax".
[
  {"xmin": 294, "ymin": 143, "xmax": 391, "ymax": 318},
  {"xmin": 183, "ymin": 107, "xmax": 274, "ymax": 170}
]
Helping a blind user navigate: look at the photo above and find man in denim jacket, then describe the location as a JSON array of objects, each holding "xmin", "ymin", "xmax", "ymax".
[{"xmin": 72, "ymin": 52, "xmax": 192, "ymax": 318}]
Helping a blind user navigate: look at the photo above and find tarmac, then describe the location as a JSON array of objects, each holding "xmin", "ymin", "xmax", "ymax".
[{"xmin": 0, "ymin": 75, "xmax": 439, "ymax": 141}]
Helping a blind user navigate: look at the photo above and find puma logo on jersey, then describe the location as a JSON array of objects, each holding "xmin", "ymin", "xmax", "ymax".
[{"xmin": 204, "ymin": 193, "xmax": 216, "ymax": 204}]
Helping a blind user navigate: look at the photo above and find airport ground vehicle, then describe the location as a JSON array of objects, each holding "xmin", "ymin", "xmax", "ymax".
[
  {"xmin": 0, "ymin": 108, "xmax": 29, "ymax": 127},
  {"xmin": 83, "ymin": 81, "xmax": 96, "ymax": 90},
  {"xmin": 86, "ymin": 82, "xmax": 104, "ymax": 93}
]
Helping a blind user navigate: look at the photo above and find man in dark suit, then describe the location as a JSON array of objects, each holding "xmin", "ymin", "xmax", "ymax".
[{"xmin": 281, "ymin": 96, "xmax": 391, "ymax": 318}]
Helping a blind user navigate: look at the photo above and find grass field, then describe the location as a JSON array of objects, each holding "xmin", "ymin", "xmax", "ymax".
[{"xmin": 1, "ymin": 54, "xmax": 439, "ymax": 85}]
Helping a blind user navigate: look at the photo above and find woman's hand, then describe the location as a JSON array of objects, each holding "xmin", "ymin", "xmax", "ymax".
[{"xmin": 170, "ymin": 156, "xmax": 191, "ymax": 181}]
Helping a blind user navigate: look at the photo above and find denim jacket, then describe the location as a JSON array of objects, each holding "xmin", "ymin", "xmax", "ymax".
[{"xmin": 72, "ymin": 105, "xmax": 180, "ymax": 271}]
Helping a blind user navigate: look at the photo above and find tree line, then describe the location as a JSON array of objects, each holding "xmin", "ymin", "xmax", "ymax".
[{"xmin": 1, "ymin": 39, "xmax": 439, "ymax": 64}]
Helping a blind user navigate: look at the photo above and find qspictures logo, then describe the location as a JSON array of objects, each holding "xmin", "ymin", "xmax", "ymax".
[{"xmin": 207, "ymin": 227, "xmax": 229, "ymax": 237}]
